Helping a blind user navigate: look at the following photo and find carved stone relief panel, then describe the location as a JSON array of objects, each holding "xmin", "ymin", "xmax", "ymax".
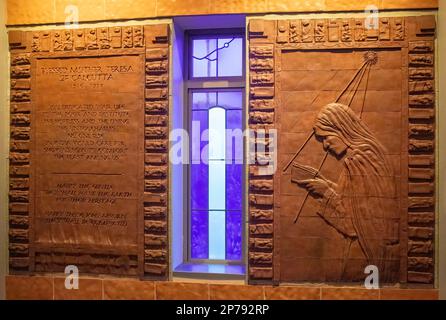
[
  {"xmin": 8, "ymin": 24, "xmax": 170, "ymax": 280},
  {"xmin": 248, "ymin": 16, "xmax": 436, "ymax": 286}
]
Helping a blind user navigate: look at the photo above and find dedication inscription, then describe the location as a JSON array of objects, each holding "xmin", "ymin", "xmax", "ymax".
[{"xmin": 33, "ymin": 55, "xmax": 144, "ymax": 256}]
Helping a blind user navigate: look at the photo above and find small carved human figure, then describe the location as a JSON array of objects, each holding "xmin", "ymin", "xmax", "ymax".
[
  {"xmin": 315, "ymin": 21, "xmax": 325, "ymax": 42},
  {"xmin": 341, "ymin": 20, "xmax": 352, "ymax": 42},
  {"xmin": 302, "ymin": 20, "xmax": 312, "ymax": 42},
  {"xmin": 289, "ymin": 21, "xmax": 300, "ymax": 43},
  {"xmin": 293, "ymin": 103, "xmax": 399, "ymax": 282}
]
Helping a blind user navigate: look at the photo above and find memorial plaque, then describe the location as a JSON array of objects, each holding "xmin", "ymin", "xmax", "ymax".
[
  {"xmin": 9, "ymin": 25, "xmax": 170, "ymax": 278},
  {"xmin": 33, "ymin": 55, "xmax": 144, "ymax": 254}
]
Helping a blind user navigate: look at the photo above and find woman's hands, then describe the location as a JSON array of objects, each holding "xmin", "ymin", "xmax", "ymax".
[{"xmin": 296, "ymin": 177, "xmax": 333, "ymax": 198}]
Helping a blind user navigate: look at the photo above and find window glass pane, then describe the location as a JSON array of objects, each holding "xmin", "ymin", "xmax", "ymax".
[
  {"xmin": 208, "ymin": 107, "xmax": 226, "ymax": 161},
  {"xmin": 191, "ymin": 211, "xmax": 208, "ymax": 259},
  {"xmin": 191, "ymin": 110, "xmax": 208, "ymax": 163},
  {"xmin": 192, "ymin": 91, "xmax": 217, "ymax": 110},
  {"xmin": 217, "ymin": 37, "xmax": 243, "ymax": 77},
  {"xmin": 209, "ymin": 211, "xmax": 226, "ymax": 260},
  {"xmin": 226, "ymin": 211, "xmax": 242, "ymax": 260},
  {"xmin": 208, "ymin": 107, "xmax": 226, "ymax": 211},
  {"xmin": 226, "ymin": 109, "xmax": 243, "ymax": 162},
  {"xmin": 226, "ymin": 164, "xmax": 242, "ymax": 211},
  {"xmin": 209, "ymin": 160, "xmax": 226, "ymax": 210},
  {"xmin": 217, "ymin": 91, "xmax": 243, "ymax": 109},
  {"xmin": 192, "ymin": 38, "xmax": 217, "ymax": 77},
  {"xmin": 191, "ymin": 164, "xmax": 208, "ymax": 210}
]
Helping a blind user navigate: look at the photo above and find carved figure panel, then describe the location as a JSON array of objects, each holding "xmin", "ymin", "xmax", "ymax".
[{"xmin": 278, "ymin": 50, "xmax": 404, "ymax": 283}]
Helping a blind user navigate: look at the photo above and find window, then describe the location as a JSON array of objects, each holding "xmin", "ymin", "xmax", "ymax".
[
  {"xmin": 191, "ymin": 36, "xmax": 244, "ymax": 78},
  {"xmin": 186, "ymin": 31, "xmax": 245, "ymax": 266}
]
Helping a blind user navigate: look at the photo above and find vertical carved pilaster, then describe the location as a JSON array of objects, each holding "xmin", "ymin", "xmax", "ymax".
[
  {"xmin": 406, "ymin": 16, "xmax": 436, "ymax": 285},
  {"xmin": 143, "ymin": 24, "xmax": 170, "ymax": 280}
]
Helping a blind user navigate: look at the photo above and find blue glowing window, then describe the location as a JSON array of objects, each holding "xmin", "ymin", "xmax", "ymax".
[
  {"xmin": 190, "ymin": 90, "xmax": 243, "ymax": 262},
  {"xmin": 191, "ymin": 36, "xmax": 244, "ymax": 78}
]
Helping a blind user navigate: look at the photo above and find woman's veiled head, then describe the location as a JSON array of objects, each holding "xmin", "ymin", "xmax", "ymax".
[{"xmin": 313, "ymin": 103, "xmax": 384, "ymax": 157}]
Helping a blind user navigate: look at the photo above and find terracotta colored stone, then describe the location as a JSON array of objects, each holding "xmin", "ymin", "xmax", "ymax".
[
  {"xmin": 268, "ymin": 0, "xmax": 325, "ymax": 12},
  {"xmin": 264, "ymin": 286, "xmax": 320, "ymax": 300},
  {"xmin": 321, "ymin": 287, "xmax": 380, "ymax": 300},
  {"xmin": 324, "ymin": 0, "xmax": 381, "ymax": 11},
  {"xmin": 381, "ymin": 0, "xmax": 438, "ymax": 9},
  {"xmin": 210, "ymin": 284, "xmax": 264, "ymax": 300},
  {"xmin": 104, "ymin": 279, "xmax": 155, "ymax": 300},
  {"xmin": 380, "ymin": 288, "xmax": 438, "ymax": 300},
  {"xmin": 157, "ymin": 0, "xmax": 210, "ymax": 16},
  {"xmin": 156, "ymin": 282, "xmax": 209, "ymax": 300},
  {"xmin": 210, "ymin": 0, "xmax": 267, "ymax": 14},
  {"xmin": 54, "ymin": 277, "xmax": 102, "ymax": 300},
  {"xmin": 105, "ymin": 0, "xmax": 156, "ymax": 20},
  {"xmin": 6, "ymin": 275, "xmax": 53, "ymax": 300},
  {"xmin": 55, "ymin": 0, "xmax": 105, "ymax": 23},
  {"xmin": 7, "ymin": 0, "xmax": 55, "ymax": 25},
  {"xmin": 5, "ymin": 0, "xmax": 440, "ymax": 25}
]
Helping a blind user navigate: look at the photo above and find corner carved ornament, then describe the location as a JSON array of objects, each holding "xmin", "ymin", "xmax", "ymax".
[
  {"xmin": 8, "ymin": 24, "xmax": 170, "ymax": 280},
  {"xmin": 248, "ymin": 16, "xmax": 436, "ymax": 285}
]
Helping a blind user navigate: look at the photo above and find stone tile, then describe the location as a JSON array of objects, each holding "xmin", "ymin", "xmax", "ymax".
[
  {"xmin": 321, "ymin": 287, "xmax": 380, "ymax": 300},
  {"xmin": 105, "ymin": 0, "xmax": 156, "ymax": 20},
  {"xmin": 210, "ymin": 284, "xmax": 264, "ymax": 300},
  {"xmin": 6, "ymin": 275, "xmax": 53, "ymax": 300},
  {"xmin": 54, "ymin": 277, "xmax": 102, "ymax": 300},
  {"xmin": 55, "ymin": 0, "xmax": 105, "ymax": 23},
  {"xmin": 380, "ymin": 288, "xmax": 438, "ymax": 300},
  {"xmin": 210, "ymin": 0, "xmax": 267, "ymax": 14},
  {"xmin": 156, "ymin": 282, "xmax": 209, "ymax": 300},
  {"xmin": 324, "ymin": 0, "xmax": 381, "ymax": 11},
  {"xmin": 264, "ymin": 286, "xmax": 321, "ymax": 300},
  {"xmin": 7, "ymin": 0, "xmax": 55, "ymax": 25},
  {"xmin": 157, "ymin": 0, "xmax": 210, "ymax": 16},
  {"xmin": 381, "ymin": 0, "xmax": 438, "ymax": 9},
  {"xmin": 104, "ymin": 279, "xmax": 155, "ymax": 300},
  {"xmin": 268, "ymin": 0, "xmax": 325, "ymax": 12}
]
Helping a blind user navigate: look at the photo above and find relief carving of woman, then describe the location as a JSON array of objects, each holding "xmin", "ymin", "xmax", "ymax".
[{"xmin": 294, "ymin": 103, "xmax": 400, "ymax": 282}]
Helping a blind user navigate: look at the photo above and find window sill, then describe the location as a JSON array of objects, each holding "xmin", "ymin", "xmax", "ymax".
[{"xmin": 173, "ymin": 263, "xmax": 246, "ymax": 279}]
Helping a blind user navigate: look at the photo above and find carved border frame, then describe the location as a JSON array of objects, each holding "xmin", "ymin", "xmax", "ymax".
[
  {"xmin": 8, "ymin": 24, "xmax": 170, "ymax": 280},
  {"xmin": 247, "ymin": 16, "xmax": 436, "ymax": 286}
]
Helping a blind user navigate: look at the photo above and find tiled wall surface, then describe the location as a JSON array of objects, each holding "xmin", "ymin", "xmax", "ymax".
[
  {"xmin": 5, "ymin": 275, "xmax": 439, "ymax": 300},
  {"xmin": 6, "ymin": 0, "xmax": 439, "ymax": 25}
]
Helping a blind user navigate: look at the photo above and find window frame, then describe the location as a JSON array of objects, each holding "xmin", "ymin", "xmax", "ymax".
[{"xmin": 184, "ymin": 29, "xmax": 246, "ymax": 266}]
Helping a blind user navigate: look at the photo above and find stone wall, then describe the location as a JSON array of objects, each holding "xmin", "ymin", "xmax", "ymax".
[
  {"xmin": 6, "ymin": 0, "xmax": 439, "ymax": 26},
  {"xmin": 4, "ymin": 275, "xmax": 440, "ymax": 300}
]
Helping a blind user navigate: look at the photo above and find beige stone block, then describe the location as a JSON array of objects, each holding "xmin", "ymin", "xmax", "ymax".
[
  {"xmin": 104, "ymin": 279, "xmax": 155, "ymax": 300},
  {"xmin": 322, "ymin": 287, "xmax": 380, "ymax": 300},
  {"xmin": 105, "ymin": 0, "xmax": 156, "ymax": 20},
  {"xmin": 210, "ymin": 0, "xmax": 267, "ymax": 14},
  {"xmin": 268, "ymin": 0, "xmax": 325, "ymax": 12},
  {"xmin": 7, "ymin": 0, "xmax": 55, "ymax": 25},
  {"xmin": 55, "ymin": 0, "xmax": 105, "ymax": 23},
  {"xmin": 381, "ymin": 0, "xmax": 438, "ymax": 9},
  {"xmin": 156, "ymin": 282, "xmax": 209, "ymax": 300},
  {"xmin": 210, "ymin": 284, "xmax": 264, "ymax": 300},
  {"xmin": 6, "ymin": 275, "xmax": 53, "ymax": 300},
  {"xmin": 380, "ymin": 288, "xmax": 438, "ymax": 300},
  {"xmin": 264, "ymin": 286, "xmax": 321, "ymax": 300},
  {"xmin": 54, "ymin": 277, "xmax": 102, "ymax": 300},
  {"xmin": 324, "ymin": 0, "xmax": 381, "ymax": 11},
  {"xmin": 157, "ymin": 0, "xmax": 210, "ymax": 16}
]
